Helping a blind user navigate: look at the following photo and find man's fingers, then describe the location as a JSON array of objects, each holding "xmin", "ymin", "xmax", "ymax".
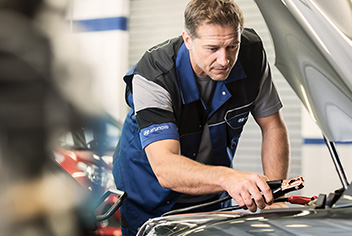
[
  {"xmin": 247, "ymin": 180, "xmax": 268, "ymax": 209},
  {"xmin": 226, "ymin": 172, "xmax": 275, "ymax": 212},
  {"xmin": 256, "ymin": 177, "xmax": 274, "ymax": 205},
  {"xmin": 232, "ymin": 195, "xmax": 245, "ymax": 209},
  {"xmin": 251, "ymin": 192, "xmax": 266, "ymax": 209},
  {"xmin": 241, "ymin": 193, "xmax": 257, "ymax": 212},
  {"xmin": 234, "ymin": 192, "xmax": 257, "ymax": 212},
  {"xmin": 232, "ymin": 191, "xmax": 255, "ymax": 211}
]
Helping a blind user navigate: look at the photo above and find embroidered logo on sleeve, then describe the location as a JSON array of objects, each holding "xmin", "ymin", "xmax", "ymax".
[{"xmin": 143, "ymin": 124, "xmax": 170, "ymax": 136}]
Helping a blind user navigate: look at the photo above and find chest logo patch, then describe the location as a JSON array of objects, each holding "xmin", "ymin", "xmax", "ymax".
[{"xmin": 225, "ymin": 112, "xmax": 249, "ymax": 129}]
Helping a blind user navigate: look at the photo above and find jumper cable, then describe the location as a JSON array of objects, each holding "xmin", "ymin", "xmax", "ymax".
[{"xmin": 163, "ymin": 176, "xmax": 306, "ymax": 216}]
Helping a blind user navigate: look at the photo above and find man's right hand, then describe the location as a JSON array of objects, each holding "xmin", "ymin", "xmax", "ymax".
[{"xmin": 219, "ymin": 169, "xmax": 273, "ymax": 212}]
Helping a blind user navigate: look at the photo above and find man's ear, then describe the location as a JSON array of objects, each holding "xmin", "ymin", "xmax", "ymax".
[{"xmin": 182, "ymin": 31, "xmax": 192, "ymax": 50}]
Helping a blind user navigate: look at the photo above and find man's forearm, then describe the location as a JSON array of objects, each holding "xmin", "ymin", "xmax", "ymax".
[
  {"xmin": 255, "ymin": 111, "xmax": 290, "ymax": 180},
  {"xmin": 146, "ymin": 143, "xmax": 229, "ymax": 194},
  {"xmin": 261, "ymin": 120, "xmax": 290, "ymax": 180},
  {"xmin": 262, "ymin": 131, "xmax": 289, "ymax": 180},
  {"xmin": 145, "ymin": 139, "xmax": 274, "ymax": 212}
]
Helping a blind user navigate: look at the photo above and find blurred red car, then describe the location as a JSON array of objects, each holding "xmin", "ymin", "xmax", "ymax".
[{"xmin": 55, "ymin": 116, "xmax": 124, "ymax": 236}]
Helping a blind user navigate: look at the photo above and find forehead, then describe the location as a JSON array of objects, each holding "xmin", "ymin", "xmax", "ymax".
[{"xmin": 195, "ymin": 23, "xmax": 241, "ymax": 43}]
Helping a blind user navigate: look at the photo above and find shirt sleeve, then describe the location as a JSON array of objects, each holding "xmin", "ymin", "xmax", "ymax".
[
  {"xmin": 251, "ymin": 50, "xmax": 283, "ymax": 118},
  {"xmin": 132, "ymin": 74, "xmax": 179, "ymax": 148}
]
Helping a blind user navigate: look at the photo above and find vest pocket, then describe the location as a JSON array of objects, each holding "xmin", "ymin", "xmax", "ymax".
[
  {"xmin": 225, "ymin": 112, "xmax": 249, "ymax": 150},
  {"xmin": 225, "ymin": 112, "xmax": 249, "ymax": 129}
]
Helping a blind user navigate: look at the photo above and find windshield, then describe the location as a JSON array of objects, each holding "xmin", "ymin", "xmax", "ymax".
[{"xmin": 59, "ymin": 117, "xmax": 122, "ymax": 152}]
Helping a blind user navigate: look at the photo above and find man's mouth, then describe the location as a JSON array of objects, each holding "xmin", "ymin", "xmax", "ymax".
[{"xmin": 213, "ymin": 67, "xmax": 228, "ymax": 72}]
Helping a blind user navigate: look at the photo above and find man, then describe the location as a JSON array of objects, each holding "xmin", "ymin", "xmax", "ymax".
[{"xmin": 113, "ymin": 0, "xmax": 290, "ymax": 235}]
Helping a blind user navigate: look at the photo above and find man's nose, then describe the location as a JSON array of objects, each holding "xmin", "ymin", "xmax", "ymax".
[{"xmin": 217, "ymin": 49, "xmax": 229, "ymax": 67}]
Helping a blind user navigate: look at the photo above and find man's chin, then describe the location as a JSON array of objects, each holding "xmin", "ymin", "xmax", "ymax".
[{"xmin": 210, "ymin": 74, "xmax": 229, "ymax": 81}]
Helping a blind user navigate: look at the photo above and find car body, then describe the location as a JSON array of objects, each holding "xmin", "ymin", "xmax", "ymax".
[
  {"xmin": 136, "ymin": 0, "xmax": 352, "ymax": 235},
  {"xmin": 138, "ymin": 201, "xmax": 352, "ymax": 235}
]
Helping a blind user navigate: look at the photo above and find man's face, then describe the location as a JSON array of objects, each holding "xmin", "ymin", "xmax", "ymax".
[{"xmin": 183, "ymin": 23, "xmax": 241, "ymax": 81}]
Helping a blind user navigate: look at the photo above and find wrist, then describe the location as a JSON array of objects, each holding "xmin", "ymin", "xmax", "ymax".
[{"xmin": 217, "ymin": 167, "xmax": 240, "ymax": 192}]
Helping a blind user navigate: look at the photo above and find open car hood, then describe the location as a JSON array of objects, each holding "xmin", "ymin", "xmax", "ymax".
[{"xmin": 254, "ymin": 0, "xmax": 352, "ymax": 142}]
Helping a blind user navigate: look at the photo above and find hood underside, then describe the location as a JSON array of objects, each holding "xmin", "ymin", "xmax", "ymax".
[{"xmin": 254, "ymin": 0, "xmax": 352, "ymax": 142}]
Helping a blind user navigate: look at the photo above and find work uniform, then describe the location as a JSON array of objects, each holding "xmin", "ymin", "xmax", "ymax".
[{"xmin": 112, "ymin": 28, "xmax": 283, "ymax": 235}]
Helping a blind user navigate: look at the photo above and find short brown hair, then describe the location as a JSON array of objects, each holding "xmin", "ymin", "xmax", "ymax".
[{"xmin": 184, "ymin": 0, "xmax": 244, "ymax": 38}]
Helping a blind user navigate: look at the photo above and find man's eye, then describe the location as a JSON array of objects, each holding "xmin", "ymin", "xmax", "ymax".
[
  {"xmin": 228, "ymin": 45, "xmax": 238, "ymax": 50},
  {"xmin": 207, "ymin": 48, "xmax": 217, "ymax": 52}
]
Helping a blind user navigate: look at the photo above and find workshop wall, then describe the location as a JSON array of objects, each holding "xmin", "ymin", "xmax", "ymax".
[
  {"xmin": 68, "ymin": 0, "xmax": 130, "ymax": 123},
  {"xmin": 301, "ymin": 108, "xmax": 352, "ymax": 196}
]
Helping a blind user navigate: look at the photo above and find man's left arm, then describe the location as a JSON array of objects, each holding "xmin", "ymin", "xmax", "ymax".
[
  {"xmin": 255, "ymin": 110, "xmax": 290, "ymax": 208},
  {"xmin": 255, "ymin": 110, "xmax": 290, "ymax": 181}
]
